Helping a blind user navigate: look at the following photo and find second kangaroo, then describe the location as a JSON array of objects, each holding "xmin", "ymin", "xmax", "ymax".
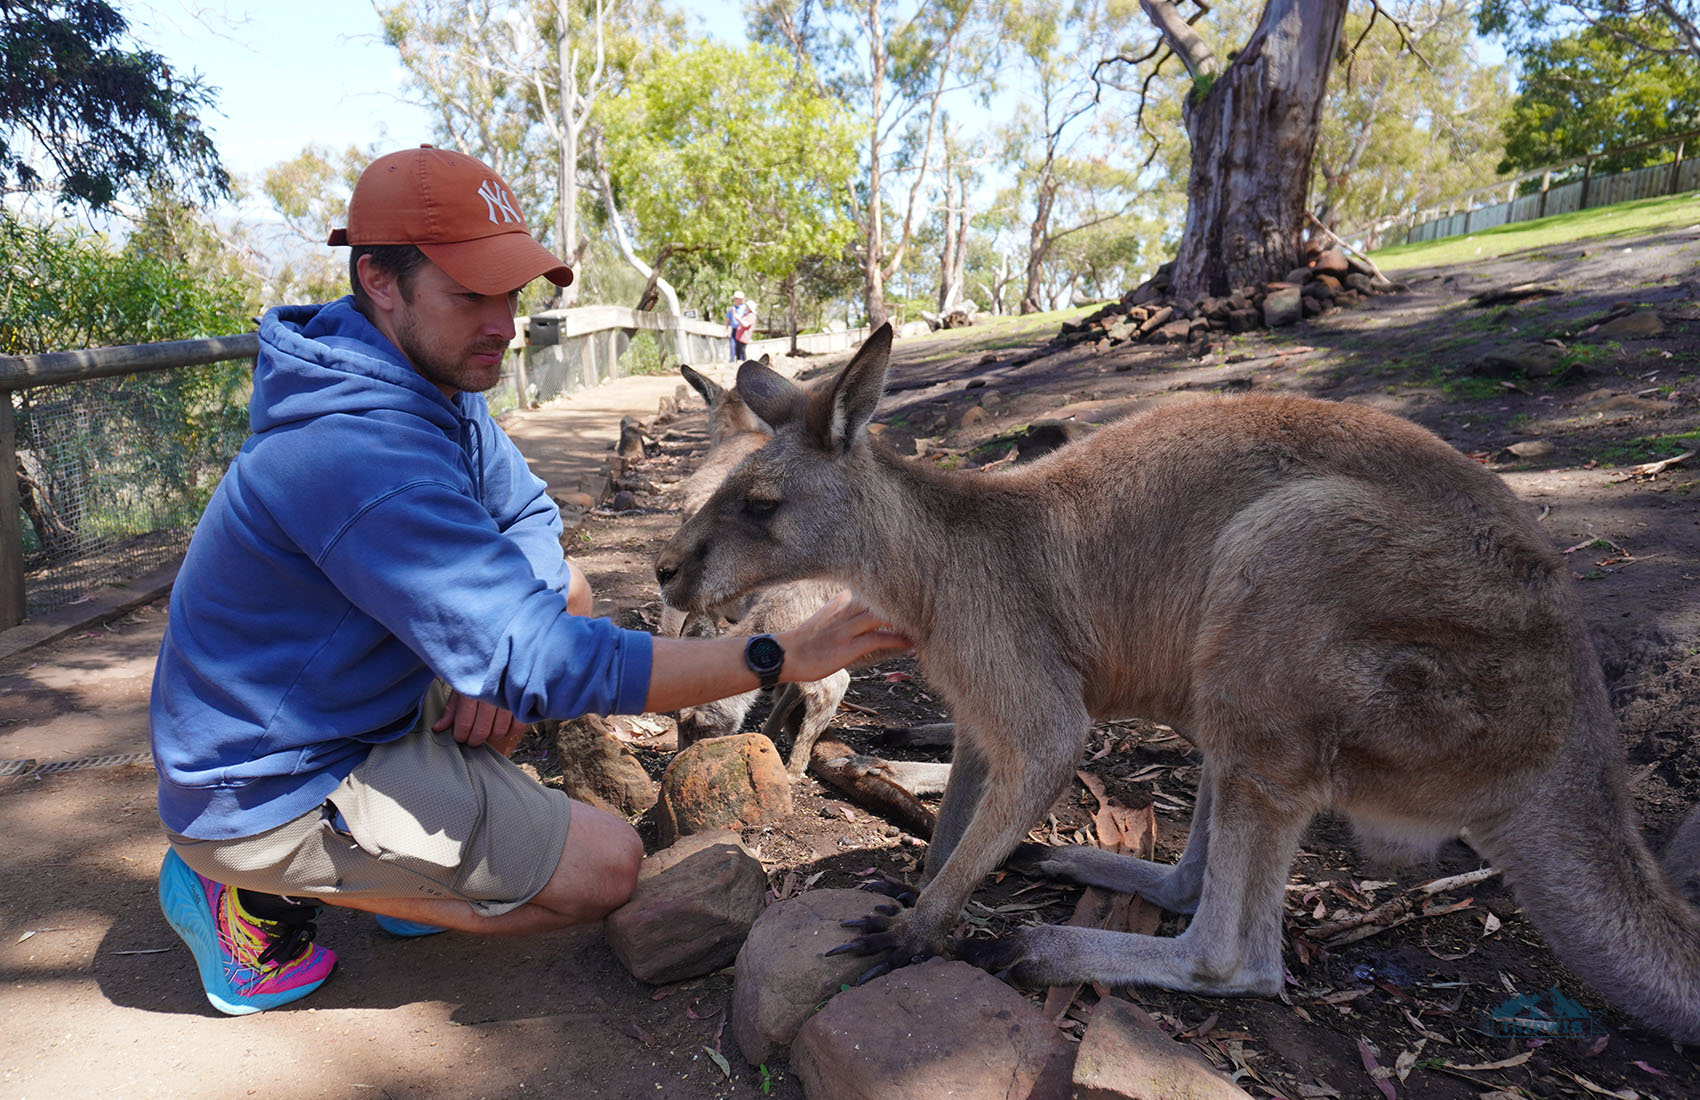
[{"xmin": 655, "ymin": 324, "xmax": 1700, "ymax": 1041}]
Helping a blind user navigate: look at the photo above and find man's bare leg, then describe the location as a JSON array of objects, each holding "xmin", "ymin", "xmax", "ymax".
[{"xmin": 327, "ymin": 798, "xmax": 642, "ymax": 934}]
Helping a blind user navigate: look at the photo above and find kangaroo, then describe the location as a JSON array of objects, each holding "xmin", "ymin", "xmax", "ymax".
[
  {"xmin": 655, "ymin": 323, "xmax": 1700, "ymax": 1041},
  {"xmin": 664, "ymin": 361, "xmax": 850, "ymax": 779}
]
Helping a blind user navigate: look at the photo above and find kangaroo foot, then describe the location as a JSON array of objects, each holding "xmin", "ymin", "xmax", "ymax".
[
  {"xmin": 823, "ymin": 886, "xmax": 943, "ymax": 984},
  {"xmin": 957, "ymin": 928, "xmax": 1045, "ymax": 985}
]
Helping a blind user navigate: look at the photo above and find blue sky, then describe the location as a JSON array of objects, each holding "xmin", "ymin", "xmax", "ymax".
[{"xmin": 125, "ymin": 0, "xmax": 747, "ymax": 191}]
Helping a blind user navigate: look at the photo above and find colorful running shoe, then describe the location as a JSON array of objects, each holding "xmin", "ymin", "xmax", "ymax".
[
  {"xmin": 157, "ymin": 848, "xmax": 336, "ymax": 1015},
  {"xmin": 374, "ymin": 913, "xmax": 447, "ymax": 937}
]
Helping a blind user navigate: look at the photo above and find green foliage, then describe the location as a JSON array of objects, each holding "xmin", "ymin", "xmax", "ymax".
[
  {"xmin": 1498, "ymin": 19, "xmax": 1700, "ymax": 173},
  {"xmin": 0, "ymin": 0, "xmax": 227, "ymax": 210},
  {"xmin": 1313, "ymin": 2, "xmax": 1513, "ymax": 234},
  {"xmin": 3, "ymin": 212, "xmax": 256, "ymax": 543},
  {"xmin": 599, "ymin": 40, "xmax": 858, "ymax": 315}
]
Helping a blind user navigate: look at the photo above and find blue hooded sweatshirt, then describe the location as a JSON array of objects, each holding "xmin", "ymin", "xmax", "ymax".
[{"xmin": 151, "ymin": 298, "xmax": 654, "ymax": 839}]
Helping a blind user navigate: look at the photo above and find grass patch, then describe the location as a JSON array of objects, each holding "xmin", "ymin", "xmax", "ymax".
[
  {"xmin": 1590, "ymin": 429, "xmax": 1700, "ymax": 467},
  {"xmin": 1370, "ymin": 191, "xmax": 1700, "ymax": 273}
]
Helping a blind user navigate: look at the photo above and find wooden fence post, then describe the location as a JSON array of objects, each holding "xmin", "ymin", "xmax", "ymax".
[
  {"xmin": 1580, "ymin": 155, "xmax": 1596, "ymax": 210},
  {"xmin": 1, "ymin": 391, "xmax": 26, "ymax": 628},
  {"xmin": 1671, "ymin": 140, "xmax": 1687, "ymax": 197}
]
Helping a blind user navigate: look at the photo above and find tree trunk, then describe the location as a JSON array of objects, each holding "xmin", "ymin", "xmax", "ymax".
[
  {"xmin": 785, "ymin": 272, "xmax": 800, "ymax": 357},
  {"xmin": 862, "ymin": 0, "xmax": 889, "ymax": 329},
  {"xmin": 1156, "ymin": 0, "xmax": 1349, "ymax": 302},
  {"xmin": 1019, "ymin": 176, "xmax": 1057, "ymax": 314}
]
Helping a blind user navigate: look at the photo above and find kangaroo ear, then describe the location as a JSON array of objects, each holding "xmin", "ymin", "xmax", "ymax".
[
  {"xmin": 811, "ymin": 323, "xmax": 892, "ymax": 453},
  {"xmin": 680, "ymin": 363, "xmax": 721, "ymax": 407},
  {"xmin": 759, "ymin": 353, "xmax": 772, "ymax": 367},
  {"xmin": 737, "ymin": 359, "xmax": 804, "ymax": 427}
]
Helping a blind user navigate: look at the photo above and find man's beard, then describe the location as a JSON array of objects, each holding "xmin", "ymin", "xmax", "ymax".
[{"xmin": 394, "ymin": 311, "xmax": 507, "ymax": 395}]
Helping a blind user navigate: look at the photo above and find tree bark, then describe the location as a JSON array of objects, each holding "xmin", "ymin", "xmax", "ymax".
[
  {"xmin": 1146, "ymin": 0, "xmax": 1349, "ymax": 302},
  {"xmin": 862, "ymin": 0, "xmax": 889, "ymax": 329}
]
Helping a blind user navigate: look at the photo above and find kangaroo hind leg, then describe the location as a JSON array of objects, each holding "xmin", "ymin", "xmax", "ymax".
[
  {"xmin": 963, "ymin": 765, "xmax": 1310, "ymax": 996},
  {"xmin": 1011, "ymin": 757, "xmax": 1216, "ymax": 915}
]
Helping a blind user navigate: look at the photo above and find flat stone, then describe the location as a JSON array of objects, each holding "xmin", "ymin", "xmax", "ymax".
[
  {"xmin": 1505, "ymin": 439, "xmax": 1556, "ymax": 458},
  {"xmin": 792, "ymin": 958, "xmax": 1073, "ymax": 1100},
  {"xmin": 1314, "ymin": 248, "xmax": 1351, "ymax": 276},
  {"xmin": 550, "ymin": 714, "xmax": 657, "ymax": 816},
  {"xmin": 1595, "ymin": 311, "xmax": 1666, "ymax": 339},
  {"xmin": 731, "ymin": 889, "xmax": 878, "ymax": 1066},
  {"xmin": 604, "ymin": 829, "xmax": 767, "ymax": 985},
  {"xmin": 655, "ymin": 732, "xmax": 792, "ymax": 846},
  {"xmin": 1262, "ymin": 287, "xmax": 1304, "ymax": 328},
  {"xmin": 1074, "ymin": 996, "xmax": 1254, "ymax": 1100}
]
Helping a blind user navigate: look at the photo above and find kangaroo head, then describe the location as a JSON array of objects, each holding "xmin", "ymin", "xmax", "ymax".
[
  {"xmin": 656, "ymin": 325, "xmax": 893, "ymax": 613},
  {"xmin": 681, "ymin": 360, "xmax": 773, "ymax": 446}
]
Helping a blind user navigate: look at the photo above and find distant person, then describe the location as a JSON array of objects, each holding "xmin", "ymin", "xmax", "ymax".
[
  {"xmin": 727, "ymin": 291, "xmax": 756, "ymax": 361},
  {"xmin": 149, "ymin": 146, "xmax": 905, "ymax": 1015}
]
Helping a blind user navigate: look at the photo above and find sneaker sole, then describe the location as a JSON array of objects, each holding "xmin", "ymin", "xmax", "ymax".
[{"xmin": 157, "ymin": 851, "xmax": 332, "ymax": 1015}]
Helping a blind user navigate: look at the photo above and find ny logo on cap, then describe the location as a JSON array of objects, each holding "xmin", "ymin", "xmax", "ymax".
[{"xmin": 477, "ymin": 179, "xmax": 522, "ymax": 226}]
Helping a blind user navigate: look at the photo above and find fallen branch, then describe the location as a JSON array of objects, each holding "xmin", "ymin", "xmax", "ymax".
[
  {"xmin": 809, "ymin": 738, "xmax": 937, "ymax": 838},
  {"xmin": 1306, "ymin": 212, "xmax": 1393, "ymax": 286},
  {"xmin": 1306, "ymin": 867, "xmax": 1499, "ymax": 947},
  {"xmin": 1620, "ymin": 449, "xmax": 1695, "ymax": 481}
]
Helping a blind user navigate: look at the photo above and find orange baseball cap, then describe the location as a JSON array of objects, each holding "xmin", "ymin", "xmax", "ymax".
[{"xmin": 327, "ymin": 145, "xmax": 573, "ymax": 294}]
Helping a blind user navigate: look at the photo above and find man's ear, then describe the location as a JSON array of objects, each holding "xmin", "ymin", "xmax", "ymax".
[{"xmin": 356, "ymin": 254, "xmax": 402, "ymax": 314}]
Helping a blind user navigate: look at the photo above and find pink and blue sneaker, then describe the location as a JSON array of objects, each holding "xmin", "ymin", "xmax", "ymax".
[{"xmin": 157, "ymin": 848, "xmax": 336, "ymax": 1015}]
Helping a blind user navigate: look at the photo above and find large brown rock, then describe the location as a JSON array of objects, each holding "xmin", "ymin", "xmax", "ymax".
[
  {"xmin": 1262, "ymin": 287, "xmax": 1304, "ymax": 328},
  {"xmin": 731, "ymin": 889, "xmax": 878, "ymax": 1066},
  {"xmin": 1074, "ymin": 996, "xmax": 1253, "ymax": 1100},
  {"xmin": 603, "ymin": 829, "xmax": 767, "ymax": 984},
  {"xmin": 551, "ymin": 714, "xmax": 657, "ymax": 816},
  {"xmin": 655, "ymin": 733, "xmax": 792, "ymax": 846},
  {"xmin": 792, "ymin": 958, "xmax": 1073, "ymax": 1100}
]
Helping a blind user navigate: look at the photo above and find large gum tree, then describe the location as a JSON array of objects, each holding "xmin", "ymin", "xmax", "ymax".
[{"xmin": 1132, "ymin": 0, "xmax": 1350, "ymax": 301}]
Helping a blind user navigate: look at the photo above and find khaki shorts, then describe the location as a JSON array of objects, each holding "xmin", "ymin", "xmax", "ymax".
[{"xmin": 165, "ymin": 683, "xmax": 572, "ymax": 916}]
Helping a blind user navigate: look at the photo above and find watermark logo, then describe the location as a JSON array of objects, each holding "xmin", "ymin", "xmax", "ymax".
[{"xmin": 1489, "ymin": 986, "xmax": 1605, "ymax": 1038}]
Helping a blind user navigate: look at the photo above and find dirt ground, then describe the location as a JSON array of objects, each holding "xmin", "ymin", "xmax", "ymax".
[{"xmin": 3, "ymin": 221, "xmax": 1698, "ymax": 1099}]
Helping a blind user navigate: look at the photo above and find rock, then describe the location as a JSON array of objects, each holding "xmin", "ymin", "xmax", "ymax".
[
  {"xmin": 1284, "ymin": 265, "xmax": 1314, "ymax": 285},
  {"xmin": 1301, "ymin": 278, "xmax": 1335, "ymax": 301},
  {"xmin": 1136, "ymin": 305, "xmax": 1175, "ymax": 338},
  {"xmin": 979, "ymin": 390, "xmax": 1003, "ymax": 411},
  {"xmin": 616, "ymin": 416, "xmax": 647, "ymax": 462},
  {"xmin": 792, "ymin": 959, "xmax": 1073, "ymax": 1100},
  {"xmin": 1314, "ymin": 248, "xmax": 1351, "ymax": 277},
  {"xmin": 1225, "ymin": 309, "xmax": 1260, "ymax": 334},
  {"xmin": 1074, "ymin": 996, "xmax": 1254, "ymax": 1100},
  {"xmin": 550, "ymin": 714, "xmax": 657, "ymax": 816},
  {"xmin": 1187, "ymin": 318, "xmax": 1212, "ymax": 341},
  {"xmin": 555, "ymin": 490, "xmax": 596, "ymax": 512},
  {"xmin": 955, "ymin": 405, "xmax": 991, "ymax": 430},
  {"xmin": 1595, "ymin": 311, "xmax": 1666, "ymax": 339},
  {"xmin": 1105, "ymin": 318, "xmax": 1140, "ymax": 344},
  {"xmin": 1313, "ymin": 273, "xmax": 1342, "ymax": 293},
  {"xmin": 731, "ymin": 889, "xmax": 878, "ymax": 1065},
  {"xmin": 1301, "ymin": 295, "xmax": 1325, "ymax": 318},
  {"xmin": 610, "ymin": 489, "xmax": 639, "ymax": 511},
  {"xmin": 604, "ymin": 830, "xmax": 767, "ymax": 985},
  {"xmin": 1154, "ymin": 319, "xmax": 1193, "ymax": 344},
  {"xmin": 1262, "ymin": 287, "xmax": 1304, "ymax": 328},
  {"xmin": 1505, "ymin": 440, "xmax": 1556, "ymax": 458},
  {"xmin": 1344, "ymin": 272, "xmax": 1375, "ymax": 294},
  {"xmin": 1014, "ymin": 419, "xmax": 1094, "ymax": 463},
  {"xmin": 1478, "ymin": 342, "xmax": 1567, "ymax": 379},
  {"xmin": 655, "ymin": 733, "xmax": 793, "ymax": 846}
]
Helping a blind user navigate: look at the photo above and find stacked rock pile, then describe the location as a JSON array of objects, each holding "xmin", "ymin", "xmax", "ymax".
[{"xmin": 1057, "ymin": 246, "xmax": 1401, "ymax": 357}]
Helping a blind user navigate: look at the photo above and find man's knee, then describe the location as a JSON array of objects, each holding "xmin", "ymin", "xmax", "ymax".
[
  {"xmin": 566, "ymin": 561, "xmax": 593, "ymax": 617},
  {"xmin": 550, "ymin": 801, "xmax": 642, "ymax": 921}
]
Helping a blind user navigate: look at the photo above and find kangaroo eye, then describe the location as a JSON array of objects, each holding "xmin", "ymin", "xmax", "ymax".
[{"xmin": 743, "ymin": 497, "xmax": 780, "ymax": 521}]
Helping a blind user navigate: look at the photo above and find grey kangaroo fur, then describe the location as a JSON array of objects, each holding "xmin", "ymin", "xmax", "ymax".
[
  {"xmin": 656, "ymin": 323, "xmax": 1700, "ymax": 1041},
  {"xmin": 666, "ymin": 361, "xmax": 850, "ymax": 779}
]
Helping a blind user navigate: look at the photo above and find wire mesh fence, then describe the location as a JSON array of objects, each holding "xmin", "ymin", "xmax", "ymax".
[
  {"xmin": 13, "ymin": 360, "xmax": 254, "ymax": 617},
  {"xmin": 10, "ymin": 310, "xmax": 734, "ymax": 620}
]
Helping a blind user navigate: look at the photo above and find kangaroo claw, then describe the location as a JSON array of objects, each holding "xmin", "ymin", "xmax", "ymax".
[{"xmin": 862, "ymin": 874, "xmax": 919, "ymax": 905}]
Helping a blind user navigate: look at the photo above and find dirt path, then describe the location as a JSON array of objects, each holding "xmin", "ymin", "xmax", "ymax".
[{"xmin": 3, "ymin": 223, "xmax": 1699, "ymax": 1099}]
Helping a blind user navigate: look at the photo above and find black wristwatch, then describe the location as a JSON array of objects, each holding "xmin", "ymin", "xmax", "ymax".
[{"xmin": 744, "ymin": 633, "xmax": 785, "ymax": 688}]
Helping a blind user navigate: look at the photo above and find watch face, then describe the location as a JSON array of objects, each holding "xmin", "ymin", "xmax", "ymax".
[{"xmin": 747, "ymin": 635, "xmax": 784, "ymax": 673}]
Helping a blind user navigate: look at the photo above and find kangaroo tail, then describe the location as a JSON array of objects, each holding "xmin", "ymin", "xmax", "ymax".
[{"xmin": 1476, "ymin": 755, "xmax": 1700, "ymax": 1042}]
